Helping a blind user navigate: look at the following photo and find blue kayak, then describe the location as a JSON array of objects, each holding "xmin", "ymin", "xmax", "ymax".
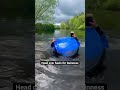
[{"xmin": 53, "ymin": 37, "xmax": 80, "ymax": 57}]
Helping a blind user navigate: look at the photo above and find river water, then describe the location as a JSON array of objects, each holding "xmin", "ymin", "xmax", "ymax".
[
  {"xmin": 35, "ymin": 30, "xmax": 85, "ymax": 90},
  {"xmin": 0, "ymin": 35, "xmax": 34, "ymax": 90}
]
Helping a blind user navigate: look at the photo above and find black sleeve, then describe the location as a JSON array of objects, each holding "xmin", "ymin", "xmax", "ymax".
[
  {"xmin": 51, "ymin": 42, "xmax": 54, "ymax": 47},
  {"xmin": 74, "ymin": 37, "xmax": 79, "ymax": 41},
  {"xmin": 95, "ymin": 26, "xmax": 104, "ymax": 36}
]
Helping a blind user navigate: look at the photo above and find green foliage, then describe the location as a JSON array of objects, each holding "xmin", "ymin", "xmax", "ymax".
[
  {"xmin": 92, "ymin": 10, "xmax": 120, "ymax": 37},
  {"xmin": 86, "ymin": 0, "xmax": 120, "ymax": 37},
  {"xmin": 103, "ymin": 0, "xmax": 120, "ymax": 10},
  {"xmin": 86, "ymin": 0, "xmax": 120, "ymax": 11},
  {"xmin": 55, "ymin": 25, "xmax": 60, "ymax": 30},
  {"xmin": 60, "ymin": 22, "xmax": 67, "ymax": 29},
  {"xmin": 60, "ymin": 13, "xmax": 85, "ymax": 40},
  {"xmin": 35, "ymin": 0, "xmax": 58, "ymax": 23},
  {"xmin": 36, "ymin": 23, "xmax": 55, "ymax": 34},
  {"xmin": 60, "ymin": 13, "xmax": 85, "ymax": 30}
]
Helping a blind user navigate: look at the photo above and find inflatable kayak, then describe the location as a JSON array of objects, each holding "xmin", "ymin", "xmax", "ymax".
[
  {"xmin": 86, "ymin": 27, "xmax": 108, "ymax": 72},
  {"xmin": 53, "ymin": 37, "xmax": 80, "ymax": 57}
]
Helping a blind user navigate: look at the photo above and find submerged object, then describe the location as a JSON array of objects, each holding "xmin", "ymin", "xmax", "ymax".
[
  {"xmin": 86, "ymin": 27, "xmax": 108, "ymax": 71},
  {"xmin": 54, "ymin": 37, "xmax": 80, "ymax": 57}
]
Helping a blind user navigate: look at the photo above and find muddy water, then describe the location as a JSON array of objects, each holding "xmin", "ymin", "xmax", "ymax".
[{"xmin": 35, "ymin": 30, "xmax": 85, "ymax": 90}]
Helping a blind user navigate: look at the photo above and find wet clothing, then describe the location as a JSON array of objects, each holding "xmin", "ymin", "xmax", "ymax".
[
  {"xmin": 95, "ymin": 26, "xmax": 109, "ymax": 48},
  {"xmin": 74, "ymin": 37, "xmax": 79, "ymax": 41},
  {"xmin": 95, "ymin": 26, "xmax": 104, "ymax": 36},
  {"xmin": 51, "ymin": 42, "xmax": 54, "ymax": 47}
]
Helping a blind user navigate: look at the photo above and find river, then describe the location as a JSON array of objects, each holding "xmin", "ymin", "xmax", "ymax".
[
  {"xmin": 35, "ymin": 30, "xmax": 85, "ymax": 90},
  {"xmin": 0, "ymin": 35, "xmax": 34, "ymax": 90}
]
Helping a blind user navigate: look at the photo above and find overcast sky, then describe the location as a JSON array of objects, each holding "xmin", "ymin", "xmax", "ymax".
[{"xmin": 54, "ymin": 0, "xmax": 85, "ymax": 25}]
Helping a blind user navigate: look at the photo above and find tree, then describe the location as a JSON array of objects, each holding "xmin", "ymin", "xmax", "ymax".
[
  {"xmin": 60, "ymin": 13, "xmax": 85, "ymax": 30},
  {"xmin": 60, "ymin": 22, "xmax": 66, "ymax": 29},
  {"xmin": 35, "ymin": 0, "xmax": 58, "ymax": 23}
]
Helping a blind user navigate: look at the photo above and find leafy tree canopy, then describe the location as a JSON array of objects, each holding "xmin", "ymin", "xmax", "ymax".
[
  {"xmin": 60, "ymin": 12, "xmax": 85, "ymax": 30},
  {"xmin": 35, "ymin": 0, "xmax": 58, "ymax": 23}
]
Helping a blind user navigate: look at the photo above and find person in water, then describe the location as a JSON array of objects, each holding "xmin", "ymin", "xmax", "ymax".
[
  {"xmin": 86, "ymin": 14, "xmax": 104, "ymax": 36},
  {"xmin": 51, "ymin": 31, "xmax": 79, "ymax": 58},
  {"xmin": 70, "ymin": 31, "xmax": 78, "ymax": 41},
  {"xmin": 51, "ymin": 37, "xmax": 61, "ymax": 57},
  {"xmin": 86, "ymin": 14, "xmax": 109, "ymax": 75},
  {"xmin": 70, "ymin": 31, "xmax": 79, "ymax": 58},
  {"xmin": 86, "ymin": 14, "xmax": 109, "ymax": 48}
]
